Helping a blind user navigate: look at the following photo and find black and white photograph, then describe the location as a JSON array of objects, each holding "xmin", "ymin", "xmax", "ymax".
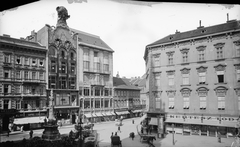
[{"xmin": 0, "ymin": 0, "xmax": 240, "ymax": 147}]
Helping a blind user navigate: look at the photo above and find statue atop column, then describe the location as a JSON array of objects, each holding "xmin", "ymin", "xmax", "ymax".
[{"xmin": 56, "ymin": 6, "xmax": 70, "ymax": 29}]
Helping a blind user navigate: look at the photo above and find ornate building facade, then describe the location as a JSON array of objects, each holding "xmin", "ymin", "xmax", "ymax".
[
  {"xmin": 36, "ymin": 6, "xmax": 114, "ymax": 124},
  {"xmin": 0, "ymin": 34, "xmax": 47, "ymax": 131},
  {"xmin": 144, "ymin": 20, "xmax": 240, "ymax": 138}
]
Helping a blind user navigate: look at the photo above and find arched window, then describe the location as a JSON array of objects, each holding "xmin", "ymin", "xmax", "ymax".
[
  {"xmin": 49, "ymin": 47, "xmax": 56, "ymax": 57},
  {"xmin": 61, "ymin": 50, "xmax": 65, "ymax": 59}
]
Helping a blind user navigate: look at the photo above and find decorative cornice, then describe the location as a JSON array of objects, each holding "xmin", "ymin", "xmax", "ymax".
[
  {"xmin": 196, "ymin": 87, "xmax": 209, "ymax": 92},
  {"xmin": 166, "ymin": 51, "xmax": 175, "ymax": 55},
  {"xmin": 233, "ymin": 39, "xmax": 240, "ymax": 46},
  {"xmin": 214, "ymin": 64, "xmax": 226, "ymax": 71},
  {"xmin": 196, "ymin": 66, "xmax": 208, "ymax": 72},
  {"xmin": 180, "ymin": 48, "xmax": 190, "ymax": 53},
  {"xmin": 180, "ymin": 68, "xmax": 191, "ymax": 74},
  {"xmin": 196, "ymin": 45, "xmax": 207, "ymax": 51},
  {"xmin": 214, "ymin": 42, "xmax": 225, "ymax": 48},
  {"xmin": 166, "ymin": 70, "xmax": 175, "ymax": 75}
]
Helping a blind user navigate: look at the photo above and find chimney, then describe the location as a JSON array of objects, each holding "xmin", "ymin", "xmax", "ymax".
[
  {"xmin": 116, "ymin": 71, "xmax": 120, "ymax": 78},
  {"xmin": 197, "ymin": 20, "xmax": 204, "ymax": 29},
  {"xmin": 31, "ymin": 30, "xmax": 37, "ymax": 42},
  {"xmin": 175, "ymin": 30, "xmax": 180, "ymax": 34}
]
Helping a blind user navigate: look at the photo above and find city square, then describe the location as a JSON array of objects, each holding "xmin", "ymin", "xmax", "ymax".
[{"xmin": 0, "ymin": 1, "xmax": 240, "ymax": 147}]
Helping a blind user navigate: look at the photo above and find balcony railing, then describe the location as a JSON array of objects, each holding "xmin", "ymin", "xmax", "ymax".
[
  {"xmin": 0, "ymin": 77, "xmax": 46, "ymax": 83},
  {"xmin": 0, "ymin": 92, "xmax": 46, "ymax": 96},
  {"xmin": 83, "ymin": 68, "xmax": 111, "ymax": 75}
]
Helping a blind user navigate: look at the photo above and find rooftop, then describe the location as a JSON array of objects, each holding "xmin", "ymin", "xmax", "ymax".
[
  {"xmin": 70, "ymin": 28, "xmax": 114, "ymax": 52},
  {"xmin": 113, "ymin": 77, "xmax": 140, "ymax": 90},
  {"xmin": 0, "ymin": 35, "xmax": 46, "ymax": 50}
]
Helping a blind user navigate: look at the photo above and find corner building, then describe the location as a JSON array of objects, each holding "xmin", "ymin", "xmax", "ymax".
[{"xmin": 144, "ymin": 20, "xmax": 240, "ymax": 138}]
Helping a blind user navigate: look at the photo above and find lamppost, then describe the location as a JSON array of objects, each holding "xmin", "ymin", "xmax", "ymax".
[
  {"xmin": 78, "ymin": 98, "xmax": 83, "ymax": 147},
  {"xmin": 172, "ymin": 124, "xmax": 175, "ymax": 145}
]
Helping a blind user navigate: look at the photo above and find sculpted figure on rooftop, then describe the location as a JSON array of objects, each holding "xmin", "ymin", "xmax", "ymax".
[{"xmin": 56, "ymin": 6, "xmax": 70, "ymax": 29}]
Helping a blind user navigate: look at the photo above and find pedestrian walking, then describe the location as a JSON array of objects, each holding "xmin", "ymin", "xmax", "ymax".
[
  {"xmin": 129, "ymin": 132, "xmax": 135, "ymax": 140},
  {"xmin": 118, "ymin": 126, "xmax": 121, "ymax": 133},
  {"xmin": 29, "ymin": 129, "xmax": 33, "ymax": 139},
  {"xmin": 218, "ymin": 131, "xmax": 221, "ymax": 143},
  {"xmin": 149, "ymin": 126, "xmax": 152, "ymax": 134},
  {"xmin": 132, "ymin": 119, "xmax": 134, "ymax": 124},
  {"xmin": 20, "ymin": 125, "xmax": 24, "ymax": 132}
]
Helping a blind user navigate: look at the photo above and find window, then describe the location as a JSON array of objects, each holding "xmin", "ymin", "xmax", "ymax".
[
  {"xmin": 69, "ymin": 77, "xmax": 76, "ymax": 89},
  {"xmin": 84, "ymin": 87, "xmax": 90, "ymax": 96},
  {"xmin": 153, "ymin": 54, "xmax": 160, "ymax": 67},
  {"xmin": 83, "ymin": 61, "xmax": 90, "ymax": 70},
  {"xmin": 32, "ymin": 72, "xmax": 36, "ymax": 80},
  {"xmin": 198, "ymin": 50, "xmax": 205, "ymax": 61},
  {"xmin": 16, "ymin": 56, "xmax": 21, "ymax": 64},
  {"xmin": 61, "ymin": 62, "xmax": 66, "ymax": 73},
  {"xmin": 51, "ymin": 60, "xmax": 56, "ymax": 72},
  {"xmin": 24, "ymin": 57, "xmax": 29, "ymax": 65},
  {"xmin": 24, "ymin": 71, "xmax": 29, "ymax": 80},
  {"xmin": 4, "ymin": 100, "xmax": 9, "ymax": 109},
  {"xmin": 154, "ymin": 72, "xmax": 161, "ymax": 87},
  {"xmin": 182, "ymin": 74, "xmax": 189, "ymax": 85},
  {"xmin": 39, "ymin": 59, "xmax": 44, "ymax": 67},
  {"xmin": 16, "ymin": 100, "xmax": 21, "ymax": 110},
  {"xmin": 70, "ymin": 63, "xmax": 75, "ymax": 74},
  {"xmin": 236, "ymin": 68, "xmax": 240, "ymax": 82},
  {"xmin": 94, "ymin": 62, "xmax": 100, "ymax": 71},
  {"xmin": 94, "ymin": 51, "xmax": 98, "ymax": 57},
  {"xmin": 215, "ymin": 87, "xmax": 227, "ymax": 110},
  {"xmin": 32, "ymin": 58, "xmax": 36, "ymax": 66},
  {"xmin": 168, "ymin": 98, "xmax": 174, "ymax": 109},
  {"xmin": 59, "ymin": 77, "xmax": 67, "ymax": 89},
  {"xmin": 216, "ymin": 71, "xmax": 224, "ymax": 83},
  {"xmin": 199, "ymin": 72, "xmax": 206, "ymax": 84},
  {"xmin": 4, "ymin": 70, "xmax": 10, "ymax": 79},
  {"xmin": 16, "ymin": 70, "xmax": 21, "ymax": 80},
  {"xmin": 70, "ymin": 52, "xmax": 75, "ymax": 60},
  {"xmin": 104, "ymin": 52, "xmax": 109, "ymax": 60},
  {"xmin": 4, "ymin": 54, "xmax": 11, "ymax": 63},
  {"xmin": 182, "ymin": 52, "xmax": 188, "ymax": 63},
  {"xmin": 168, "ymin": 54, "xmax": 173, "ymax": 65},
  {"xmin": 39, "ymin": 72, "xmax": 44, "ymax": 81},
  {"xmin": 49, "ymin": 76, "xmax": 56, "ymax": 88},
  {"xmin": 4, "ymin": 84, "xmax": 10, "ymax": 94},
  {"xmin": 155, "ymin": 92, "xmax": 161, "ymax": 109},
  {"xmin": 216, "ymin": 47, "xmax": 223, "ymax": 59},
  {"xmin": 103, "ymin": 64, "xmax": 109, "ymax": 72},
  {"xmin": 197, "ymin": 88, "xmax": 208, "ymax": 110},
  {"xmin": 200, "ymin": 96, "xmax": 207, "ymax": 110},
  {"xmin": 61, "ymin": 50, "xmax": 65, "ymax": 59},
  {"xmin": 234, "ymin": 40, "xmax": 240, "ymax": 57},
  {"xmin": 168, "ymin": 75, "xmax": 174, "ymax": 86},
  {"xmin": 218, "ymin": 97, "xmax": 225, "ymax": 110},
  {"xmin": 181, "ymin": 88, "xmax": 191, "ymax": 109}
]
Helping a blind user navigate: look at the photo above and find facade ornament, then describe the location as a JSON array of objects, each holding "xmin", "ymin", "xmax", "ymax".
[{"xmin": 56, "ymin": 6, "xmax": 70, "ymax": 29}]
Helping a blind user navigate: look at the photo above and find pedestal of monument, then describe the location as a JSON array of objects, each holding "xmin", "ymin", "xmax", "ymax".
[{"xmin": 42, "ymin": 123, "xmax": 61, "ymax": 140}]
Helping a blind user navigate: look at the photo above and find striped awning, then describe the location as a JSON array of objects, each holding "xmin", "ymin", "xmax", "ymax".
[
  {"xmin": 84, "ymin": 113, "xmax": 92, "ymax": 118},
  {"xmin": 94, "ymin": 113, "xmax": 103, "ymax": 117},
  {"xmin": 14, "ymin": 116, "xmax": 45, "ymax": 125},
  {"xmin": 115, "ymin": 111, "xmax": 129, "ymax": 115},
  {"xmin": 104, "ymin": 112, "xmax": 114, "ymax": 116}
]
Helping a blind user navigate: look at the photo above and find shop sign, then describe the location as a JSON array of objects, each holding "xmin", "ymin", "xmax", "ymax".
[{"xmin": 0, "ymin": 109, "xmax": 18, "ymax": 115}]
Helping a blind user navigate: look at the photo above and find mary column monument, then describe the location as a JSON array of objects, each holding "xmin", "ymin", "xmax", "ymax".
[{"xmin": 42, "ymin": 89, "xmax": 60, "ymax": 140}]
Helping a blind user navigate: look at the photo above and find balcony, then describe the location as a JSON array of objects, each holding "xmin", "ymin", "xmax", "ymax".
[{"xmin": 83, "ymin": 68, "xmax": 111, "ymax": 75}]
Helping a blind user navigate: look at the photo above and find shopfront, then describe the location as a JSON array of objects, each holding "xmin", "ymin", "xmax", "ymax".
[
  {"xmin": 0, "ymin": 109, "xmax": 18, "ymax": 132},
  {"xmin": 114, "ymin": 108, "xmax": 130, "ymax": 119}
]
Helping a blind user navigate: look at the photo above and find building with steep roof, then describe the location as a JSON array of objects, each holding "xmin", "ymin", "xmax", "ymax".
[
  {"xmin": 0, "ymin": 34, "xmax": 47, "ymax": 131},
  {"xmin": 144, "ymin": 19, "xmax": 240, "ymax": 138},
  {"xmin": 113, "ymin": 76, "xmax": 142, "ymax": 118}
]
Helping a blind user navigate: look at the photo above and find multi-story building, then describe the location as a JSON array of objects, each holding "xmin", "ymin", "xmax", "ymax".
[
  {"xmin": 35, "ymin": 6, "xmax": 114, "ymax": 124},
  {"xmin": 144, "ymin": 19, "xmax": 240, "ymax": 138},
  {"xmin": 127, "ymin": 75, "xmax": 148, "ymax": 112},
  {"xmin": 113, "ymin": 74, "xmax": 141, "ymax": 119},
  {"xmin": 0, "ymin": 34, "xmax": 47, "ymax": 131}
]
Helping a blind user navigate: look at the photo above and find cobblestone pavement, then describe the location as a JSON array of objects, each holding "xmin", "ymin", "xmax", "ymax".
[{"xmin": 0, "ymin": 117, "xmax": 236, "ymax": 147}]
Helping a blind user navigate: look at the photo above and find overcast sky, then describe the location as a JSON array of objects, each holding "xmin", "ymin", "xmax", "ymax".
[{"xmin": 0, "ymin": 0, "xmax": 240, "ymax": 78}]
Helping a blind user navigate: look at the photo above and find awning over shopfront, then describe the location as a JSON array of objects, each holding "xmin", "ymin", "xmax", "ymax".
[
  {"xmin": 140, "ymin": 113, "xmax": 147, "ymax": 122},
  {"xmin": 84, "ymin": 113, "xmax": 92, "ymax": 118},
  {"xmin": 165, "ymin": 118, "xmax": 238, "ymax": 128},
  {"xmin": 14, "ymin": 116, "xmax": 45, "ymax": 125},
  {"xmin": 115, "ymin": 111, "xmax": 129, "ymax": 115},
  {"xmin": 94, "ymin": 113, "xmax": 103, "ymax": 117},
  {"xmin": 104, "ymin": 112, "xmax": 114, "ymax": 116},
  {"xmin": 149, "ymin": 117, "xmax": 158, "ymax": 125},
  {"xmin": 133, "ymin": 109, "xmax": 142, "ymax": 113}
]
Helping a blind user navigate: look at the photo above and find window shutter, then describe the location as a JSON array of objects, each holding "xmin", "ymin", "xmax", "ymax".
[
  {"xmin": 11, "ymin": 100, "xmax": 16, "ymax": 109},
  {"xmin": 8, "ymin": 85, "xmax": 11, "ymax": 94},
  {"xmin": 0, "ymin": 84, "xmax": 2, "ymax": 93}
]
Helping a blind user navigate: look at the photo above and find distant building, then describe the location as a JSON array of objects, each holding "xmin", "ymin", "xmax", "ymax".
[
  {"xmin": 0, "ymin": 34, "xmax": 47, "ymax": 131},
  {"xmin": 144, "ymin": 19, "xmax": 240, "ymax": 137},
  {"xmin": 113, "ymin": 75, "xmax": 141, "ymax": 119}
]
